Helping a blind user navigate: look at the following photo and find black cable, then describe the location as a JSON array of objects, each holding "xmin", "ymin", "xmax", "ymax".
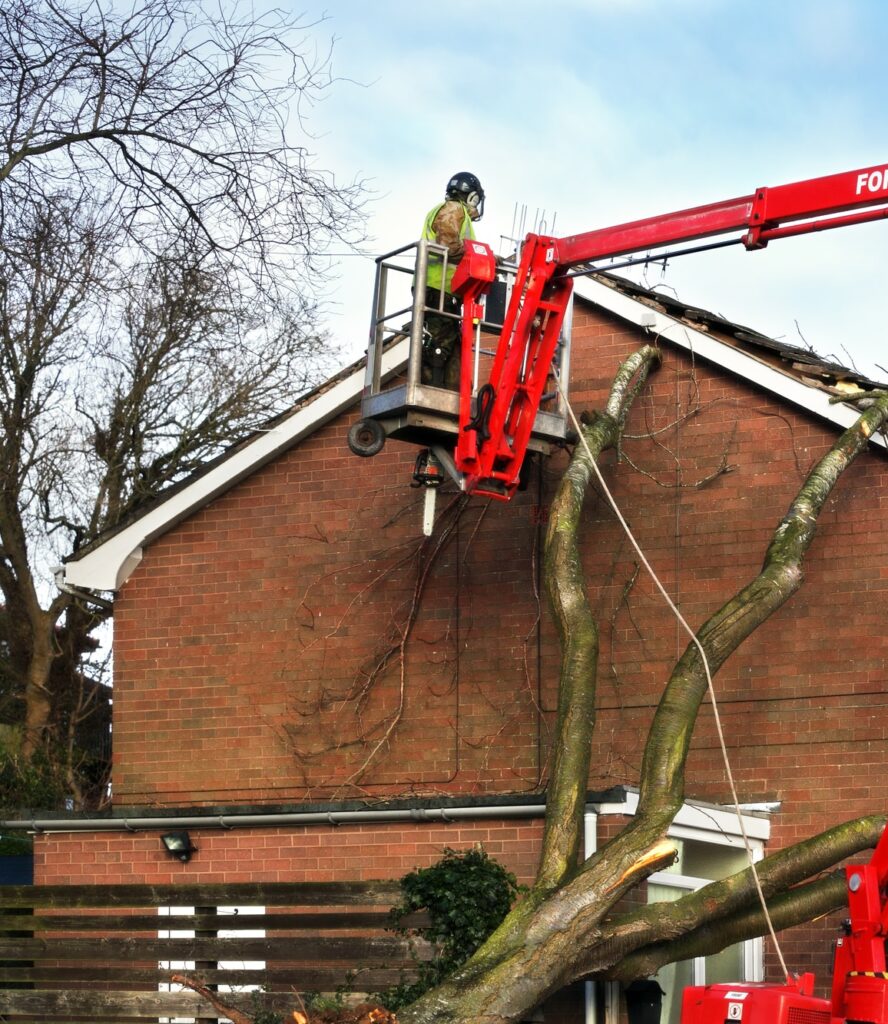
[
  {"xmin": 565, "ymin": 237, "xmax": 743, "ymax": 278},
  {"xmin": 464, "ymin": 383, "xmax": 496, "ymax": 445}
]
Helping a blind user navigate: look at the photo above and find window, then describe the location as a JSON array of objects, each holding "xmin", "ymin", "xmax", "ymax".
[
  {"xmin": 648, "ymin": 834, "xmax": 762, "ymax": 1024},
  {"xmin": 584, "ymin": 793, "xmax": 771, "ymax": 1024}
]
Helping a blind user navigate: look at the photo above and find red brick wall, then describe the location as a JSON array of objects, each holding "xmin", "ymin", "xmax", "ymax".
[
  {"xmin": 35, "ymin": 819, "xmax": 543, "ymax": 886},
  {"xmin": 90, "ymin": 298, "xmax": 888, "ymax": 988},
  {"xmin": 111, "ymin": 401, "xmax": 547, "ymax": 805}
]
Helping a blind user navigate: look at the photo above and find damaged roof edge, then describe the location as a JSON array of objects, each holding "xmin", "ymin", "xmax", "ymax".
[
  {"xmin": 64, "ymin": 282, "xmax": 886, "ymax": 594},
  {"xmin": 574, "ymin": 276, "xmax": 888, "ymax": 447}
]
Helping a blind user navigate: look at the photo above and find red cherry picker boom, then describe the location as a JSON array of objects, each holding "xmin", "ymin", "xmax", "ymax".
[
  {"xmin": 452, "ymin": 162, "xmax": 888, "ymax": 499},
  {"xmin": 353, "ymin": 162, "xmax": 888, "ymax": 507}
]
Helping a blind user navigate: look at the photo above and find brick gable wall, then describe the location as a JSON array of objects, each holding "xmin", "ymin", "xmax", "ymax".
[{"xmin": 111, "ymin": 302, "xmax": 888, "ymax": 829}]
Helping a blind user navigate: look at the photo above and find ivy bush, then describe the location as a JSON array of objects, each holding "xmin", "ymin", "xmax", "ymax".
[{"xmin": 379, "ymin": 846, "xmax": 522, "ymax": 1011}]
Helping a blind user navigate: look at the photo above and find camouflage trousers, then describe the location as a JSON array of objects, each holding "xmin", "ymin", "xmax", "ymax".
[{"xmin": 421, "ymin": 287, "xmax": 462, "ymax": 389}]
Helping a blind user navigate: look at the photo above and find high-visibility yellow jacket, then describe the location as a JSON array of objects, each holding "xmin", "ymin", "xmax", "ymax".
[{"xmin": 422, "ymin": 199, "xmax": 475, "ymax": 293}]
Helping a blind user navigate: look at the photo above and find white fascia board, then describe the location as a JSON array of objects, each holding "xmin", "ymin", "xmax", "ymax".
[
  {"xmin": 64, "ymin": 340, "xmax": 409, "ymax": 592},
  {"xmin": 575, "ymin": 278, "xmax": 887, "ymax": 452}
]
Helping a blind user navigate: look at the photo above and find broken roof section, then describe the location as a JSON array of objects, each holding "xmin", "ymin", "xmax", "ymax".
[
  {"xmin": 590, "ymin": 271, "xmax": 886, "ymax": 395},
  {"xmin": 62, "ymin": 273, "xmax": 888, "ymax": 593}
]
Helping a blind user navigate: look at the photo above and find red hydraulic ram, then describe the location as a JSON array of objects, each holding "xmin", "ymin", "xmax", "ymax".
[{"xmin": 453, "ymin": 162, "xmax": 888, "ymax": 501}]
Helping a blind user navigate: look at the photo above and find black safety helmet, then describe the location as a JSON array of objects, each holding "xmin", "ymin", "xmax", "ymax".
[{"xmin": 446, "ymin": 171, "xmax": 485, "ymax": 219}]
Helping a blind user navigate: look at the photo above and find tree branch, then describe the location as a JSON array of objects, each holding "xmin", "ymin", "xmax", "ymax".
[
  {"xmin": 582, "ymin": 813, "xmax": 887, "ymax": 979},
  {"xmin": 537, "ymin": 345, "xmax": 660, "ymax": 891},
  {"xmin": 636, "ymin": 393, "xmax": 888, "ymax": 823},
  {"xmin": 610, "ymin": 872, "xmax": 847, "ymax": 981}
]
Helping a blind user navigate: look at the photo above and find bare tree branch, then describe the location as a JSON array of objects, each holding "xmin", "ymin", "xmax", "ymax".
[
  {"xmin": 0, "ymin": 0, "xmax": 368, "ymax": 290},
  {"xmin": 538, "ymin": 345, "xmax": 660, "ymax": 890}
]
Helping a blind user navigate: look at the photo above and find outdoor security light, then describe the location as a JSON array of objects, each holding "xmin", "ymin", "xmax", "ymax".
[{"xmin": 160, "ymin": 830, "xmax": 197, "ymax": 863}]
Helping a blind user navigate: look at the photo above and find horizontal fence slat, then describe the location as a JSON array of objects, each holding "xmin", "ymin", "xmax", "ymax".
[
  {"xmin": 0, "ymin": 879, "xmax": 401, "ymax": 909},
  {"xmin": 0, "ymin": 965, "xmax": 418, "ymax": 987},
  {"xmin": 0, "ymin": 909, "xmax": 424, "ymax": 932},
  {"xmin": 0, "ymin": 934, "xmax": 428, "ymax": 962},
  {"xmin": 0, "ymin": 988, "xmax": 299, "ymax": 1018}
]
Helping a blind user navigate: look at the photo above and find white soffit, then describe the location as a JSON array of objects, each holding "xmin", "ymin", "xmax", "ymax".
[
  {"xmin": 63, "ymin": 339, "xmax": 409, "ymax": 592},
  {"xmin": 594, "ymin": 789, "xmax": 771, "ymax": 842},
  {"xmin": 575, "ymin": 277, "xmax": 887, "ymax": 453}
]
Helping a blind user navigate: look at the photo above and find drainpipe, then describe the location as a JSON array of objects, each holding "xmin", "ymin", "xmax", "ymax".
[{"xmin": 0, "ymin": 801, "xmax": 551, "ymax": 835}]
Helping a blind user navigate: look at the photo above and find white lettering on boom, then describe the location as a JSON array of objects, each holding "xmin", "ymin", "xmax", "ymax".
[{"xmin": 856, "ymin": 169, "xmax": 888, "ymax": 195}]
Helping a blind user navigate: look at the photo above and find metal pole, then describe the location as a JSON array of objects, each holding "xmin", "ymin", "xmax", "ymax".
[
  {"xmin": 409, "ymin": 241, "xmax": 431, "ymax": 388},
  {"xmin": 366, "ymin": 258, "xmax": 387, "ymax": 395}
]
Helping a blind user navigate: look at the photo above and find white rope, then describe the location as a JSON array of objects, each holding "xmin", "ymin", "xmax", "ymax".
[{"xmin": 555, "ymin": 371, "xmax": 791, "ymax": 982}]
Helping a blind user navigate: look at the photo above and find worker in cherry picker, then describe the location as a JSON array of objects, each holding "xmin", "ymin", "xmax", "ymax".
[{"xmin": 420, "ymin": 171, "xmax": 485, "ymax": 388}]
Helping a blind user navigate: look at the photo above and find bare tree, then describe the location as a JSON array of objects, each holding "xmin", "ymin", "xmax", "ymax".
[
  {"xmin": 0, "ymin": 0, "xmax": 367, "ymax": 801},
  {"xmin": 0, "ymin": 0, "xmax": 365, "ymax": 287}
]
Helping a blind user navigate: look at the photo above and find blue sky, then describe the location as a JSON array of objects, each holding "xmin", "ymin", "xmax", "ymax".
[{"xmin": 296, "ymin": 1, "xmax": 888, "ymax": 380}]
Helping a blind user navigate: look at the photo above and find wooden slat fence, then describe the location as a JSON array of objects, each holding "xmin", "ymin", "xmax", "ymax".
[{"xmin": 0, "ymin": 880, "xmax": 428, "ymax": 1022}]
